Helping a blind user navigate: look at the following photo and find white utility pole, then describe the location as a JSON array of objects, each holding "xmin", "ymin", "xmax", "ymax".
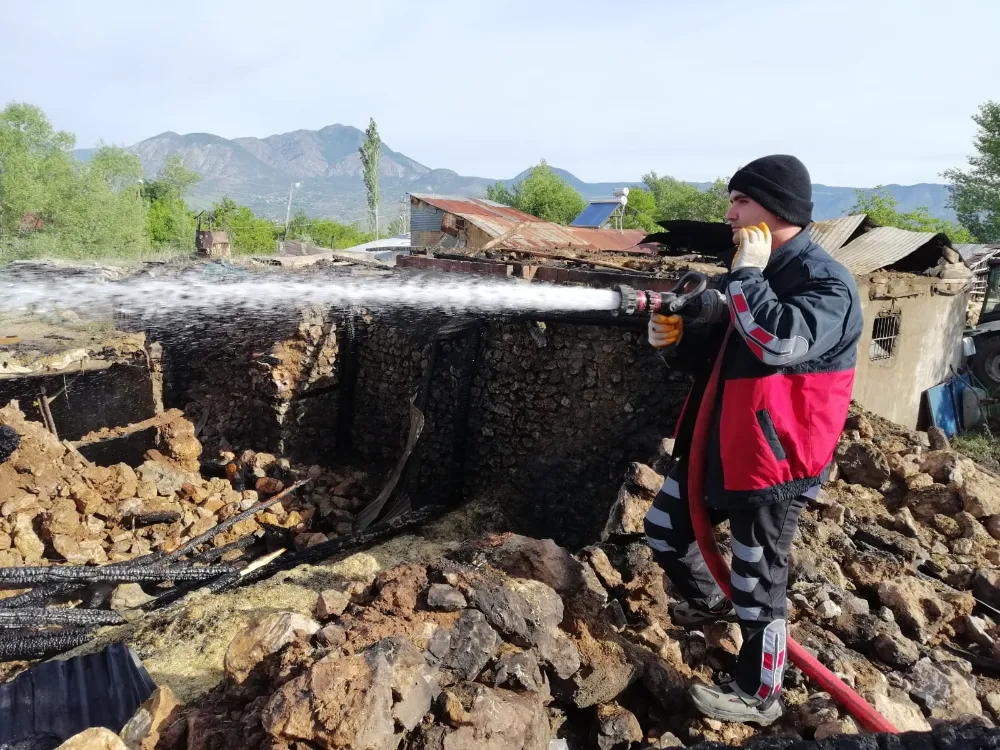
[{"xmin": 283, "ymin": 182, "xmax": 301, "ymax": 238}]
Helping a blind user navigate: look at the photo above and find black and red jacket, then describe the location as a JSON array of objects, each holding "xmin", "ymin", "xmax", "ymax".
[{"xmin": 668, "ymin": 228, "xmax": 863, "ymax": 509}]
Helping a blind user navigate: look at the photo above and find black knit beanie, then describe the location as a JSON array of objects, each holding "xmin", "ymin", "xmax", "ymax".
[{"xmin": 727, "ymin": 155, "xmax": 813, "ymax": 227}]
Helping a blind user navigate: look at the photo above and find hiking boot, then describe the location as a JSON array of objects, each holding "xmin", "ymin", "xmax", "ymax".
[
  {"xmin": 671, "ymin": 599, "xmax": 736, "ymax": 628},
  {"xmin": 688, "ymin": 682, "xmax": 783, "ymax": 726}
]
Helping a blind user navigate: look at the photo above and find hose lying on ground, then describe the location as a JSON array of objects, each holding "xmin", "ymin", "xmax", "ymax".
[{"xmin": 684, "ymin": 331, "xmax": 898, "ymax": 734}]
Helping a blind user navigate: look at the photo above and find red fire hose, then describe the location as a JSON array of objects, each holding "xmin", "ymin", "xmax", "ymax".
[{"xmin": 685, "ymin": 330, "xmax": 898, "ymax": 734}]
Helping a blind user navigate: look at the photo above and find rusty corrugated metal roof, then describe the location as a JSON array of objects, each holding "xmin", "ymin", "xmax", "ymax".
[
  {"xmin": 410, "ymin": 194, "xmax": 541, "ymax": 224},
  {"xmin": 831, "ymin": 226, "xmax": 950, "ymax": 275},
  {"xmin": 410, "ymin": 193, "xmax": 647, "ymax": 253},
  {"xmin": 808, "ymin": 215, "xmax": 869, "ymax": 253}
]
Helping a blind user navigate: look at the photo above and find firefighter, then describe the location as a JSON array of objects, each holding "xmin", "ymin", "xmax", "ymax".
[{"xmin": 644, "ymin": 155, "xmax": 863, "ymax": 724}]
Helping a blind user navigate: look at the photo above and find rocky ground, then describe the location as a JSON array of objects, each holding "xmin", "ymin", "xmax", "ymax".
[
  {"xmin": 0, "ymin": 400, "xmax": 372, "ymax": 613},
  {"xmin": 14, "ymin": 400, "xmax": 1000, "ymax": 748},
  {"xmin": 23, "ymin": 403, "xmax": 1000, "ymax": 749}
]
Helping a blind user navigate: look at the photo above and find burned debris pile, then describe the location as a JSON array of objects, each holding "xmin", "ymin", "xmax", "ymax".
[{"xmin": 0, "ymin": 399, "xmax": 404, "ymax": 664}]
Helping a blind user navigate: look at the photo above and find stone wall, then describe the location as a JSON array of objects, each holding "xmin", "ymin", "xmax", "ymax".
[
  {"xmin": 147, "ymin": 307, "xmax": 689, "ymax": 549},
  {"xmin": 0, "ymin": 358, "xmax": 157, "ymax": 443},
  {"xmin": 147, "ymin": 306, "xmax": 342, "ymax": 465},
  {"xmin": 348, "ymin": 315, "xmax": 688, "ymax": 548}
]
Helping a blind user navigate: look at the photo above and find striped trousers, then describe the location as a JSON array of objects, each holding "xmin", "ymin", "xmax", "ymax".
[{"xmin": 644, "ymin": 475, "xmax": 807, "ymax": 700}]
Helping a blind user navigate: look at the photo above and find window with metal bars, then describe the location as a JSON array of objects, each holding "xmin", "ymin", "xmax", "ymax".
[{"xmin": 869, "ymin": 311, "xmax": 901, "ymax": 361}]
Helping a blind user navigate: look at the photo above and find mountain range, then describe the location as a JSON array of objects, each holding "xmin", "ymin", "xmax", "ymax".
[{"xmin": 74, "ymin": 124, "xmax": 956, "ymax": 226}]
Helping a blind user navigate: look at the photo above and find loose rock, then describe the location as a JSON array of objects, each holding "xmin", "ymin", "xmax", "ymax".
[
  {"xmin": 594, "ymin": 702, "xmax": 642, "ymax": 750},
  {"xmin": 443, "ymin": 608, "xmax": 500, "ymax": 681},
  {"xmin": 56, "ymin": 728, "xmax": 128, "ymax": 750},
  {"xmin": 836, "ymin": 441, "xmax": 890, "ymax": 488},
  {"xmin": 262, "ymin": 650, "xmax": 396, "ymax": 750},
  {"xmin": 224, "ymin": 611, "xmax": 321, "ymax": 682},
  {"xmin": 427, "ymin": 583, "xmax": 467, "ymax": 611}
]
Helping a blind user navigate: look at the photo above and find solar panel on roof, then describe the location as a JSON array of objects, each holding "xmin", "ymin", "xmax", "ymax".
[{"xmin": 571, "ymin": 201, "xmax": 620, "ymax": 228}]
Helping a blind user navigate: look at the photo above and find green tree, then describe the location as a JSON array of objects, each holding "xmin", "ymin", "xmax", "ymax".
[
  {"xmin": 642, "ymin": 172, "xmax": 730, "ymax": 223},
  {"xmin": 485, "ymin": 161, "xmax": 586, "ymax": 225},
  {"xmin": 207, "ymin": 196, "xmax": 279, "ymax": 255},
  {"xmin": 620, "ymin": 187, "xmax": 659, "ymax": 232},
  {"xmin": 0, "ymin": 102, "xmax": 76, "ymax": 236},
  {"xmin": 142, "ymin": 155, "xmax": 200, "ymax": 247},
  {"xmin": 157, "ymin": 154, "xmax": 200, "ymax": 196},
  {"xmin": 45, "ymin": 144, "xmax": 148, "ymax": 255},
  {"xmin": 944, "ymin": 101, "xmax": 1000, "ymax": 242},
  {"xmin": 484, "ymin": 181, "xmax": 517, "ymax": 206},
  {"xmin": 850, "ymin": 187, "xmax": 976, "ymax": 243},
  {"xmin": 358, "ymin": 118, "xmax": 381, "ymax": 237},
  {"xmin": 285, "ymin": 210, "xmax": 375, "ymax": 249}
]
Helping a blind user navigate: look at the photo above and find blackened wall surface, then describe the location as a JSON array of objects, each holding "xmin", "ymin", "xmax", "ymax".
[
  {"xmin": 350, "ymin": 316, "xmax": 689, "ymax": 549},
  {"xmin": 148, "ymin": 308, "xmax": 690, "ymax": 549}
]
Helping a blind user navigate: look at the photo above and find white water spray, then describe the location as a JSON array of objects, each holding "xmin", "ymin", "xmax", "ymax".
[{"xmin": 0, "ymin": 274, "xmax": 621, "ymax": 318}]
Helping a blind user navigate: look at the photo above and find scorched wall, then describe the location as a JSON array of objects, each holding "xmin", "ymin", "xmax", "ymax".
[{"xmin": 152, "ymin": 307, "xmax": 688, "ymax": 549}]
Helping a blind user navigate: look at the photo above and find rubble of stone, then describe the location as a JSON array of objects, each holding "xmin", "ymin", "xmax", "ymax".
[
  {"xmin": 0, "ymin": 400, "xmax": 369, "ymax": 584},
  {"xmin": 17, "ymin": 399, "xmax": 1000, "ymax": 748},
  {"xmin": 45, "ymin": 402, "xmax": 1000, "ymax": 748}
]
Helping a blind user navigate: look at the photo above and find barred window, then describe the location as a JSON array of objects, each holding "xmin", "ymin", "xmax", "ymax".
[{"xmin": 869, "ymin": 312, "xmax": 901, "ymax": 362}]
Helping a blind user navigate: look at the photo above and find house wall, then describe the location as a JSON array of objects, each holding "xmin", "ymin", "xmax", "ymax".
[
  {"xmin": 851, "ymin": 275, "xmax": 969, "ymax": 429},
  {"xmin": 410, "ymin": 201, "xmax": 445, "ymax": 248}
]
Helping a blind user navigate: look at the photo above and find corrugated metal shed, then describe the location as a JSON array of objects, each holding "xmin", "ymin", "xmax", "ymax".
[
  {"xmin": 410, "ymin": 194, "xmax": 648, "ymax": 253},
  {"xmin": 808, "ymin": 214, "xmax": 870, "ymax": 253},
  {"xmin": 0, "ymin": 642, "xmax": 157, "ymax": 743},
  {"xmin": 831, "ymin": 226, "xmax": 950, "ymax": 275}
]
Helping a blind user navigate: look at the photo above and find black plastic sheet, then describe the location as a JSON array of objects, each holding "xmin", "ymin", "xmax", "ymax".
[{"xmin": 0, "ymin": 642, "xmax": 156, "ymax": 743}]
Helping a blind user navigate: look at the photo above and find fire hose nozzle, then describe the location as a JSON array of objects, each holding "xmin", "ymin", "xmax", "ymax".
[
  {"xmin": 615, "ymin": 284, "xmax": 661, "ymax": 316},
  {"xmin": 615, "ymin": 272, "xmax": 712, "ymax": 318}
]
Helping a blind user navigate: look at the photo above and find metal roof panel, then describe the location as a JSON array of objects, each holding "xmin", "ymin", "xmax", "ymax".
[
  {"xmin": 955, "ymin": 243, "xmax": 1000, "ymax": 266},
  {"xmin": 808, "ymin": 215, "xmax": 868, "ymax": 253},
  {"xmin": 410, "ymin": 193, "xmax": 647, "ymax": 253},
  {"xmin": 0, "ymin": 642, "xmax": 157, "ymax": 743},
  {"xmin": 831, "ymin": 226, "xmax": 948, "ymax": 274}
]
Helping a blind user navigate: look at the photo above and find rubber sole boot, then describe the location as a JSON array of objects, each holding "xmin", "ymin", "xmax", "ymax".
[
  {"xmin": 671, "ymin": 600, "xmax": 737, "ymax": 628},
  {"xmin": 688, "ymin": 683, "xmax": 783, "ymax": 726}
]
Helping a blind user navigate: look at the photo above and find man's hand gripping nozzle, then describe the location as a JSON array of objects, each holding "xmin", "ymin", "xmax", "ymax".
[{"xmin": 614, "ymin": 272, "xmax": 727, "ymax": 349}]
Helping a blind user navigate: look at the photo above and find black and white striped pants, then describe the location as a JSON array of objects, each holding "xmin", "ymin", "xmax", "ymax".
[{"xmin": 644, "ymin": 475, "xmax": 807, "ymax": 700}]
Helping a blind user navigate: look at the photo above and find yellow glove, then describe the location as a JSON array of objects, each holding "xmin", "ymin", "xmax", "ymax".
[
  {"xmin": 648, "ymin": 314, "xmax": 683, "ymax": 348},
  {"xmin": 731, "ymin": 222, "xmax": 771, "ymax": 271}
]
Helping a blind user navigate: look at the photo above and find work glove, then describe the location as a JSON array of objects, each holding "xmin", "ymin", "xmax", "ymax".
[
  {"xmin": 731, "ymin": 222, "xmax": 771, "ymax": 272},
  {"xmin": 648, "ymin": 314, "xmax": 683, "ymax": 348}
]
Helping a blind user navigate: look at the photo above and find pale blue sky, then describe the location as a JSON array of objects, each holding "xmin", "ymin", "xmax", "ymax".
[{"xmin": 1, "ymin": 0, "xmax": 996, "ymax": 186}]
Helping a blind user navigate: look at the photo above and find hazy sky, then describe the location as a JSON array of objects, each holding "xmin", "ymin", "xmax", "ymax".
[{"xmin": 2, "ymin": 0, "xmax": 996, "ymax": 186}]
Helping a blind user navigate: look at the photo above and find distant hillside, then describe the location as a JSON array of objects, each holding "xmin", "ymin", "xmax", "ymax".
[{"xmin": 73, "ymin": 125, "xmax": 956, "ymax": 225}]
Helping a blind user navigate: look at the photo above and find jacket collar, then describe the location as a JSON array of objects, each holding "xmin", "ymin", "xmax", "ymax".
[{"xmin": 765, "ymin": 228, "xmax": 812, "ymax": 276}]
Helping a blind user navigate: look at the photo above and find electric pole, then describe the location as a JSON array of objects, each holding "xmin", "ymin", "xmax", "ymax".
[{"xmin": 283, "ymin": 182, "xmax": 301, "ymax": 239}]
